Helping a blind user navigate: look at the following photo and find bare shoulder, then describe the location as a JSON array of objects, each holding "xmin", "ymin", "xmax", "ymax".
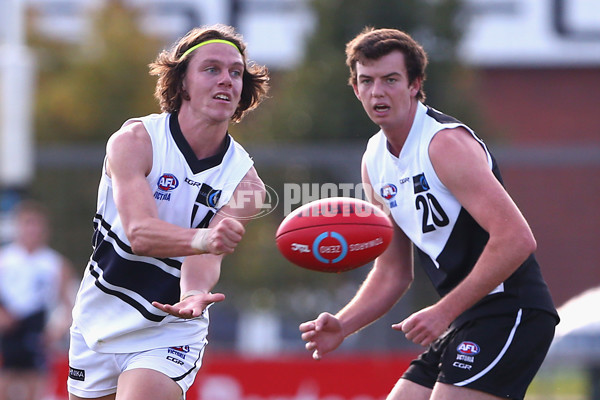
[
  {"xmin": 214, "ymin": 166, "xmax": 266, "ymax": 225},
  {"xmin": 429, "ymin": 127, "xmax": 489, "ymax": 182},
  {"xmin": 233, "ymin": 166, "xmax": 266, "ymax": 203},
  {"xmin": 107, "ymin": 121, "xmax": 151, "ymax": 153},
  {"xmin": 106, "ymin": 121, "xmax": 152, "ymax": 177},
  {"xmin": 239, "ymin": 166, "xmax": 265, "ymax": 191},
  {"xmin": 429, "ymin": 127, "xmax": 485, "ymax": 163}
]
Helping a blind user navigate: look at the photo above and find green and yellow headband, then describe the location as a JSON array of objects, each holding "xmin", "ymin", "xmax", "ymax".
[{"xmin": 180, "ymin": 39, "xmax": 241, "ymax": 60}]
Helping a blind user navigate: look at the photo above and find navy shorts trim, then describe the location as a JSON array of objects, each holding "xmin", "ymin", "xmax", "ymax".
[{"xmin": 402, "ymin": 308, "xmax": 556, "ymax": 400}]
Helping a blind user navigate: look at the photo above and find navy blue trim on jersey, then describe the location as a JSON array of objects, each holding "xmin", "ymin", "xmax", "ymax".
[
  {"xmin": 416, "ymin": 207, "xmax": 489, "ymax": 297},
  {"xmin": 169, "ymin": 112, "xmax": 231, "ymax": 174},
  {"xmin": 93, "ymin": 214, "xmax": 181, "ymax": 270},
  {"xmin": 413, "ymin": 105, "xmax": 558, "ymax": 324},
  {"xmin": 91, "ymin": 240, "xmax": 180, "ymax": 305},
  {"xmin": 89, "ymin": 266, "xmax": 165, "ymax": 323},
  {"xmin": 426, "ymin": 106, "xmax": 462, "ymax": 125},
  {"xmin": 88, "ymin": 214, "xmax": 183, "ymax": 321}
]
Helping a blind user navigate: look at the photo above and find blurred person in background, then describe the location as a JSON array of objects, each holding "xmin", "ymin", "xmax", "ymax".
[
  {"xmin": 0, "ymin": 200, "xmax": 75, "ymax": 400},
  {"xmin": 300, "ymin": 27, "xmax": 559, "ymax": 400},
  {"xmin": 67, "ymin": 24, "xmax": 269, "ymax": 400}
]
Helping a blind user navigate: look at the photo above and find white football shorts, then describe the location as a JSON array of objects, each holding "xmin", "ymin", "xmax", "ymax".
[{"xmin": 67, "ymin": 325, "xmax": 207, "ymax": 398}]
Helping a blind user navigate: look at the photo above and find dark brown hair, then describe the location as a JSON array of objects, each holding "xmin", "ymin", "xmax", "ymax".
[
  {"xmin": 149, "ymin": 24, "xmax": 269, "ymax": 122},
  {"xmin": 345, "ymin": 27, "xmax": 428, "ymax": 101}
]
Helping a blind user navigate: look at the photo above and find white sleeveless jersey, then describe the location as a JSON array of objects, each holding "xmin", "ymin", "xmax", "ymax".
[
  {"xmin": 0, "ymin": 243, "xmax": 62, "ymax": 318},
  {"xmin": 364, "ymin": 102, "xmax": 494, "ymax": 271},
  {"xmin": 363, "ymin": 102, "xmax": 557, "ymax": 324},
  {"xmin": 72, "ymin": 112, "xmax": 253, "ymax": 353}
]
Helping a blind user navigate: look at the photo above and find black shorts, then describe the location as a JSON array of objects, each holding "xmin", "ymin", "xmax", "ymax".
[
  {"xmin": 402, "ymin": 308, "xmax": 557, "ymax": 400},
  {"xmin": 0, "ymin": 310, "xmax": 48, "ymax": 371}
]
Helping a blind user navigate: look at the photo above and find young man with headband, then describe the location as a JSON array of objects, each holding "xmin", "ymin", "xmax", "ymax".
[
  {"xmin": 299, "ymin": 27, "xmax": 558, "ymax": 400},
  {"xmin": 67, "ymin": 24, "xmax": 269, "ymax": 400}
]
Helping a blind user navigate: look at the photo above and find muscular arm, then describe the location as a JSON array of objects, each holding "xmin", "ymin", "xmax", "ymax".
[
  {"xmin": 107, "ymin": 122, "xmax": 249, "ymax": 258},
  {"xmin": 154, "ymin": 167, "xmax": 266, "ymax": 317},
  {"xmin": 397, "ymin": 127, "xmax": 536, "ymax": 345},
  {"xmin": 179, "ymin": 167, "xmax": 265, "ymax": 294},
  {"xmin": 434, "ymin": 128, "xmax": 535, "ymax": 316},
  {"xmin": 107, "ymin": 122, "xmax": 201, "ymax": 257}
]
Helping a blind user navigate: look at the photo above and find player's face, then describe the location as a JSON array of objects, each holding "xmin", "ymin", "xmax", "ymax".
[
  {"xmin": 182, "ymin": 43, "xmax": 244, "ymax": 123},
  {"xmin": 16, "ymin": 211, "xmax": 48, "ymax": 251},
  {"xmin": 352, "ymin": 51, "xmax": 420, "ymax": 131}
]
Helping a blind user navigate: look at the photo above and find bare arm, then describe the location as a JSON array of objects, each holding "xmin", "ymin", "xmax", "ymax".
[
  {"xmin": 335, "ymin": 160, "xmax": 414, "ymax": 335},
  {"xmin": 397, "ymin": 127, "xmax": 536, "ymax": 346},
  {"xmin": 153, "ymin": 167, "xmax": 266, "ymax": 318},
  {"xmin": 300, "ymin": 159, "xmax": 413, "ymax": 359},
  {"xmin": 179, "ymin": 166, "xmax": 265, "ymax": 296},
  {"xmin": 106, "ymin": 122, "xmax": 245, "ymax": 257}
]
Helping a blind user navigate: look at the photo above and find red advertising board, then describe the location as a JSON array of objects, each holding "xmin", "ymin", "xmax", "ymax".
[
  {"xmin": 192, "ymin": 352, "xmax": 414, "ymax": 400},
  {"xmin": 50, "ymin": 352, "xmax": 415, "ymax": 400}
]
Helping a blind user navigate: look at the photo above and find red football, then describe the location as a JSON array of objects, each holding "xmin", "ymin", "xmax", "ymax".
[{"xmin": 275, "ymin": 197, "xmax": 394, "ymax": 273}]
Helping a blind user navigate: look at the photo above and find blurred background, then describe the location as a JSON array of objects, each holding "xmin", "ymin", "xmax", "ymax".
[{"xmin": 1, "ymin": 0, "xmax": 599, "ymax": 399}]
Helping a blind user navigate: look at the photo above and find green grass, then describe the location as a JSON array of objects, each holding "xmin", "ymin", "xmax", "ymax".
[{"xmin": 526, "ymin": 366, "xmax": 589, "ymax": 400}]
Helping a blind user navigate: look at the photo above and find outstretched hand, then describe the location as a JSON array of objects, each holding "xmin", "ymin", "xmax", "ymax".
[
  {"xmin": 152, "ymin": 292, "xmax": 225, "ymax": 319},
  {"xmin": 299, "ymin": 312, "xmax": 345, "ymax": 360}
]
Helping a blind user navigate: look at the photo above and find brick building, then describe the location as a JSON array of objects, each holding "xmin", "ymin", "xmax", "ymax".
[{"xmin": 461, "ymin": 1, "xmax": 600, "ymax": 306}]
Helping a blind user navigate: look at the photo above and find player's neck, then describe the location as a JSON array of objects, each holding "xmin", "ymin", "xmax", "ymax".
[
  {"xmin": 177, "ymin": 110, "xmax": 229, "ymax": 159},
  {"xmin": 380, "ymin": 99, "xmax": 418, "ymax": 157},
  {"xmin": 381, "ymin": 123, "xmax": 412, "ymax": 158}
]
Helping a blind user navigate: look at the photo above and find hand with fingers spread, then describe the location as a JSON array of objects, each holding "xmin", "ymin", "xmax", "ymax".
[
  {"xmin": 299, "ymin": 312, "xmax": 345, "ymax": 360},
  {"xmin": 152, "ymin": 291, "xmax": 226, "ymax": 319}
]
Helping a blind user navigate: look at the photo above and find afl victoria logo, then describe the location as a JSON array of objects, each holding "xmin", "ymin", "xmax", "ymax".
[
  {"xmin": 157, "ymin": 174, "xmax": 179, "ymax": 192},
  {"xmin": 380, "ymin": 183, "xmax": 397, "ymax": 200},
  {"xmin": 457, "ymin": 341, "xmax": 480, "ymax": 355}
]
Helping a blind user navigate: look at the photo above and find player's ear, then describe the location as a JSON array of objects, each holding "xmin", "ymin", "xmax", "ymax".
[
  {"xmin": 409, "ymin": 77, "xmax": 422, "ymax": 97},
  {"xmin": 181, "ymin": 82, "xmax": 191, "ymax": 101},
  {"xmin": 352, "ymin": 83, "xmax": 361, "ymax": 100},
  {"xmin": 181, "ymin": 76, "xmax": 191, "ymax": 101}
]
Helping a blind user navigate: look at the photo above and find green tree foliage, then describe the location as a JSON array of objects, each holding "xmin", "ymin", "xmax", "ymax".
[
  {"xmin": 31, "ymin": 1, "xmax": 163, "ymax": 144},
  {"xmin": 237, "ymin": 0, "xmax": 476, "ymax": 144},
  {"xmin": 23, "ymin": 1, "xmax": 471, "ymax": 340}
]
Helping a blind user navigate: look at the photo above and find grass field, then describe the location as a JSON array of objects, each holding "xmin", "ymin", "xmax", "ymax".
[{"xmin": 527, "ymin": 366, "xmax": 590, "ymax": 400}]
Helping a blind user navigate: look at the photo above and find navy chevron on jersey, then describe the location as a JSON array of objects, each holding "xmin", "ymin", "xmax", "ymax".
[
  {"xmin": 363, "ymin": 102, "xmax": 557, "ymax": 325},
  {"xmin": 72, "ymin": 112, "xmax": 253, "ymax": 353}
]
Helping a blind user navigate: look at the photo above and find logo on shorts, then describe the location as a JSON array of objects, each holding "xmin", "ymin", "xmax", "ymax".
[
  {"xmin": 168, "ymin": 345, "xmax": 190, "ymax": 360},
  {"xmin": 167, "ymin": 356, "xmax": 184, "ymax": 365},
  {"xmin": 69, "ymin": 366, "xmax": 85, "ymax": 381},
  {"xmin": 457, "ymin": 341, "xmax": 480, "ymax": 355}
]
